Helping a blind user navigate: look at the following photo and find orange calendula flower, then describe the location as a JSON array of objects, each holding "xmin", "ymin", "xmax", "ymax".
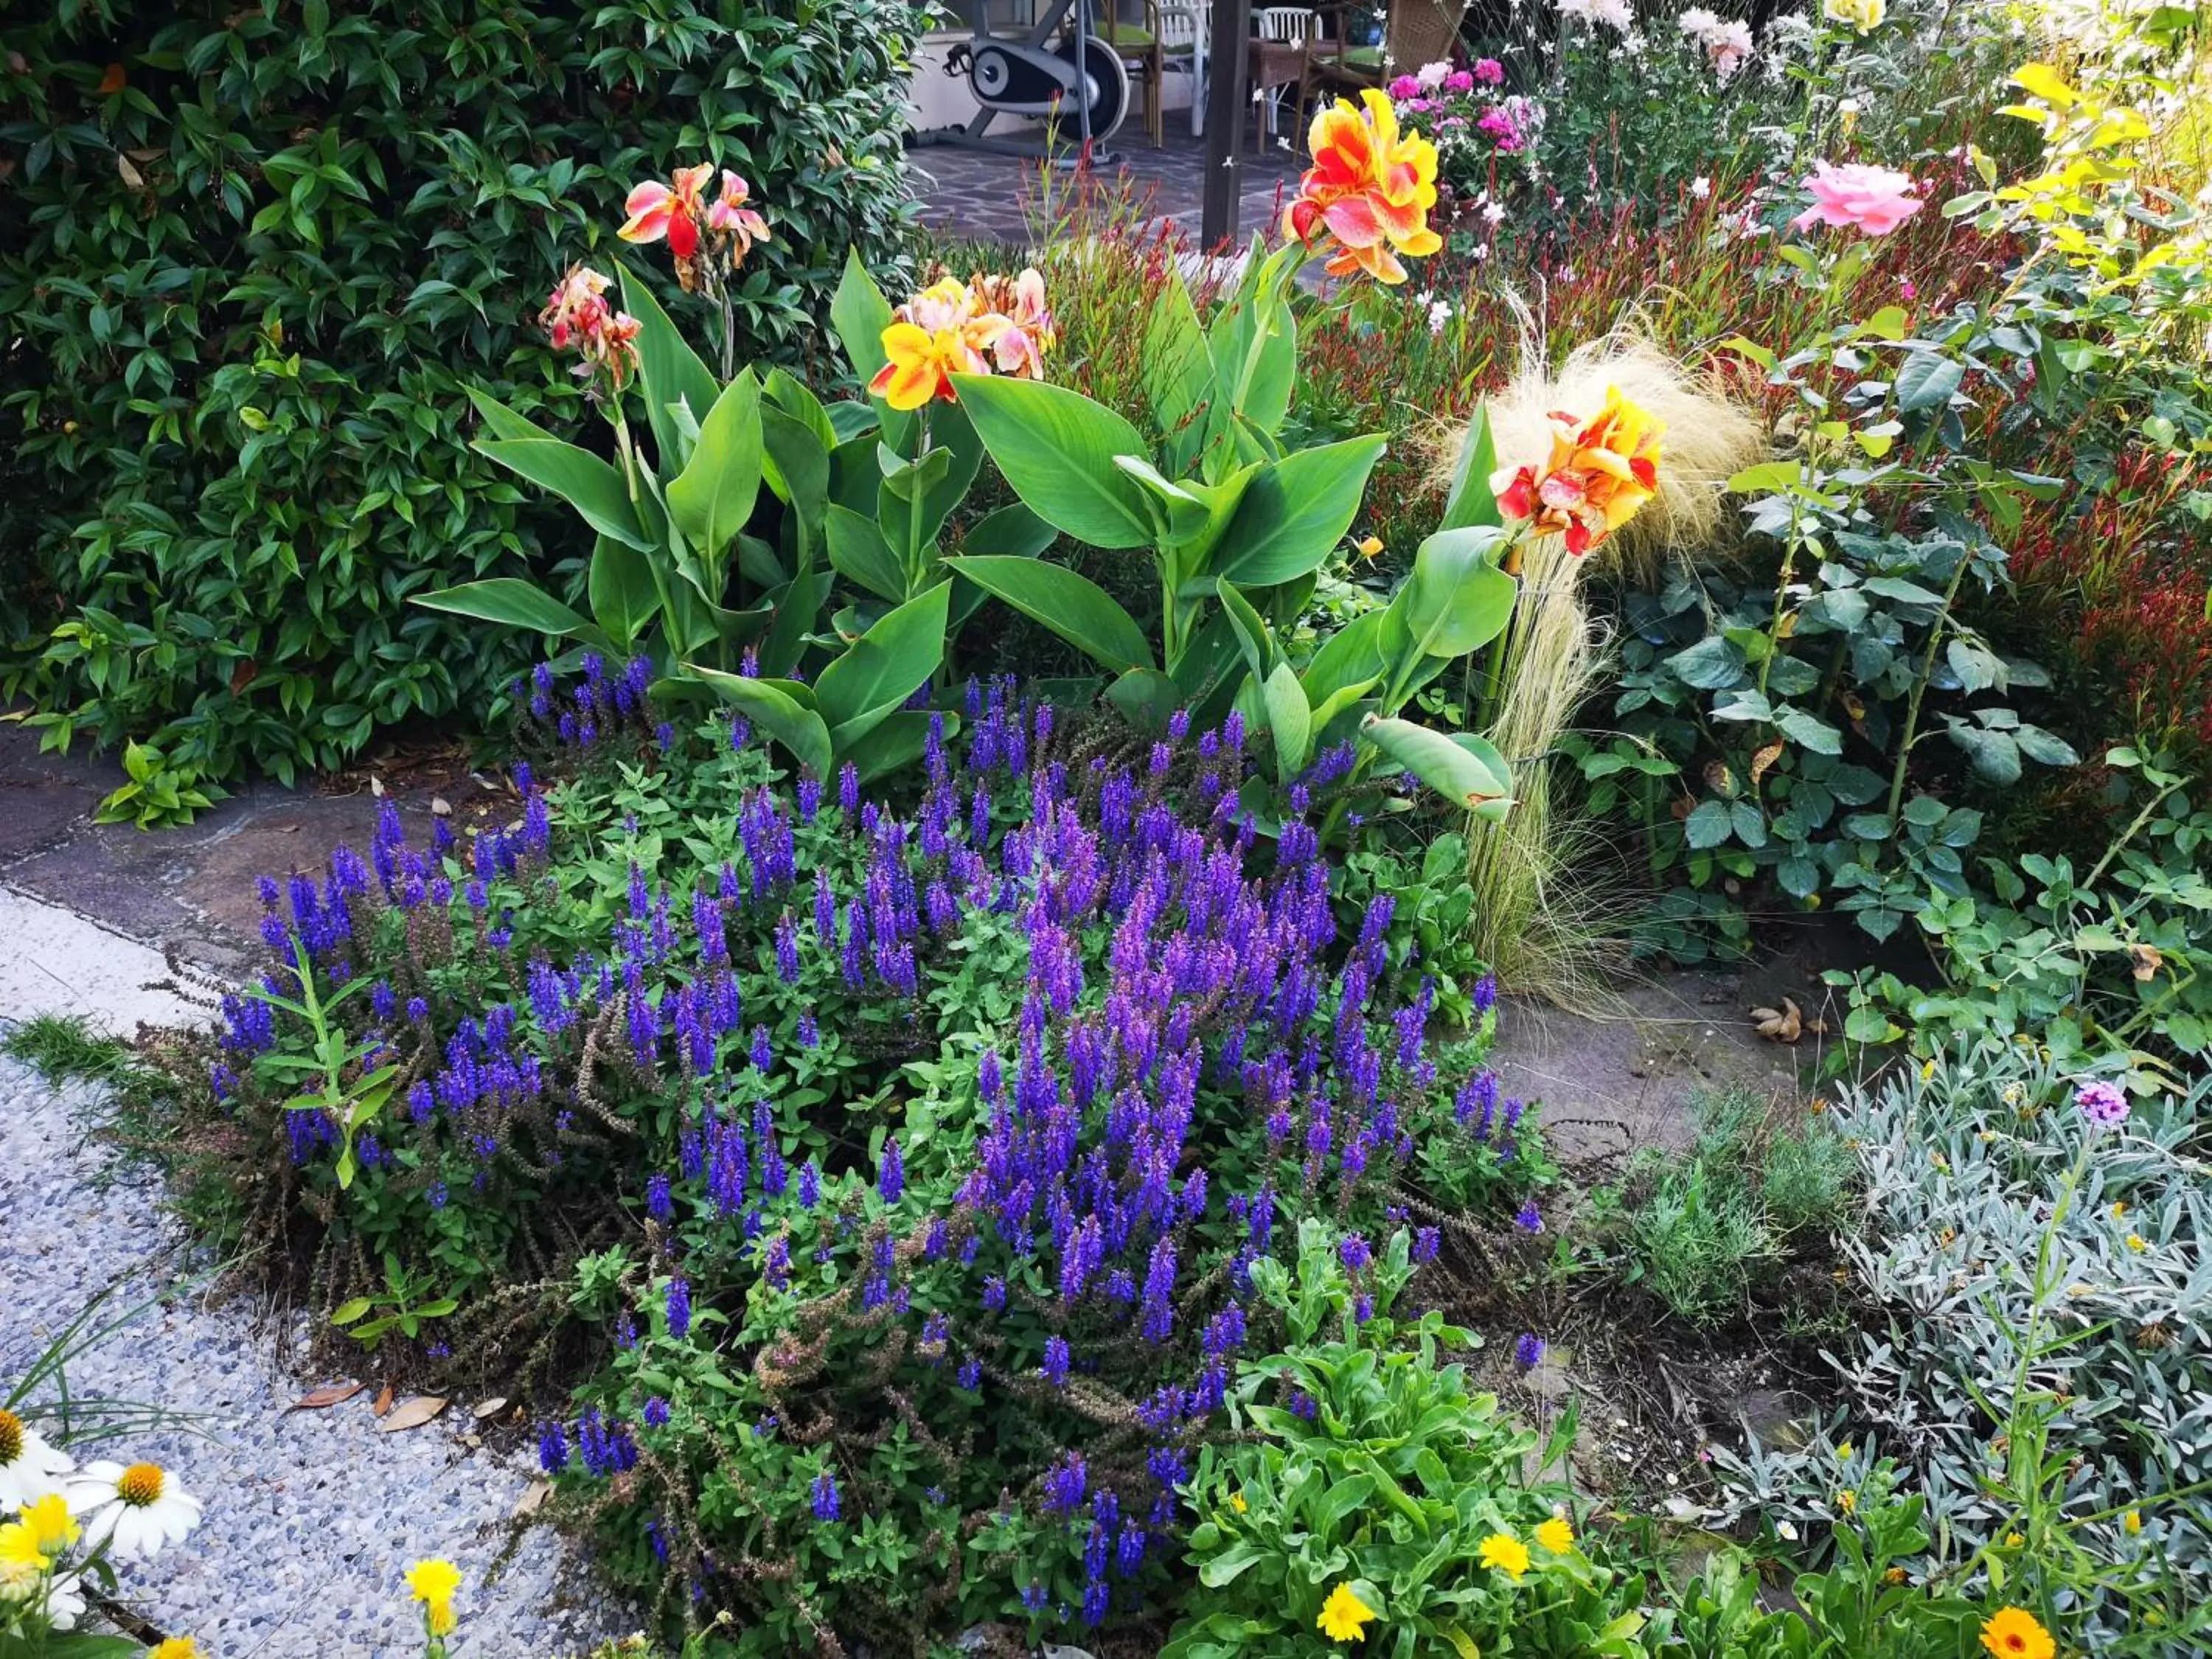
[
  {"xmin": 1492, "ymin": 385, "xmax": 1665, "ymax": 557},
  {"xmin": 619, "ymin": 162, "xmax": 715, "ymax": 258},
  {"xmin": 1979, "ymin": 1607, "xmax": 2054, "ymax": 1659},
  {"xmin": 1283, "ymin": 89, "xmax": 1441, "ymax": 285}
]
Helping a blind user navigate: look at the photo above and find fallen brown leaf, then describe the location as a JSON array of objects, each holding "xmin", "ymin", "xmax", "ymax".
[
  {"xmin": 471, "ymin": 1396, "xmax": 509, "ymax": 1420},
  {"xmin": 375, "ymin": 1394, "xmax": 448, "ymax": 1433},
  {"xmin": 2129, "ymin": 943, "xmax": 2163, "ymax": 982},
  {"xmin": 369, "ymin": 775, "xmax": 386, "ymax": 799},
  {"xmin": 291, "ymin": 1381, "xmax": 364, "ymax": 1411},
  {"xmin": 513, "ymin": 1478, "xmax": 552, "ymax": 1517},
  {"xmin": 372, "ymin": 1382, "xmax": 394, "ymax": 1417},
  {"xmin": 430, "ymin": 795, "xmax": 453, "ymax": 817}
]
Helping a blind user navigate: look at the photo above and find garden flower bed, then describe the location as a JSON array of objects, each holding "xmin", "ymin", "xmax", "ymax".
[{"xmin": 5, "ymin": 1, "xmax": 2211, "ymax": 1656}]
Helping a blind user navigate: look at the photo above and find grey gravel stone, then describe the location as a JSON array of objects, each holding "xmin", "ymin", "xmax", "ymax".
[{"xmin": 0, "ymin": 1052, "xmax": 638, "ymax": 1658}]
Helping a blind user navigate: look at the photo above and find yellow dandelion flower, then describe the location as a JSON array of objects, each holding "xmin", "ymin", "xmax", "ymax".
[
  {"xmin": 1230, "ymin": 1492, "xmax": 1248, "ymax": 1513},
  {"xmin": 20, "ymin": 1492, "xmax": 77, "ymax": 1554},
  {"xmin": 1534, "ymin": 1517, "xmax": 1574, "ymax": 1554},
  {"xmin": 1478, "ymin": 1531, "xmax": 1531, "ymax": 1580},
  {"xmin": 1315, "ymin": 1582, "xmax": 1377, "ymax": 1643},
  {"xmin": 150, "ymin": 1641, "xmax": 202, "ymax": 1659},
  {"xmin": 1979, "ymin": 1606, "xmax": 2054, "ymax": 1659},
  {"xmin": 2111, "ymin": 1201, "xmax": 2127, "ymax": 1218},
  {"xmin": 406, "ymin": 1558, "xmax": 462, "ymax": 1606}
]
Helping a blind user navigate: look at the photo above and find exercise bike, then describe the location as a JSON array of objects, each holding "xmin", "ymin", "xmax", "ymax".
[{"xmin": 915, "ymin": 0, "xmax": 1131, "ymax": 161}]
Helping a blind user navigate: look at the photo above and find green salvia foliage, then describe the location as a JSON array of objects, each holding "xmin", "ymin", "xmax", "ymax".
[{"xmin": 0, "ymin": 0, "xmax": 922, "ymax": 823}]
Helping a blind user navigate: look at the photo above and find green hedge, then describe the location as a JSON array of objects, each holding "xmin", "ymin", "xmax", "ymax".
[{"xmin": 1, "ymin": 0, "xmax": 922, "ymax": 818}]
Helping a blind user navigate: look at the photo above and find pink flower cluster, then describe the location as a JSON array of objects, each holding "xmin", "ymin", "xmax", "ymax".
[{"xmin": 1478, "ymin": 105, "xmax": 1527, "ymax": 152}]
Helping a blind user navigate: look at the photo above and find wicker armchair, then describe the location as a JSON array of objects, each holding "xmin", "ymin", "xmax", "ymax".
[{"xmin": 1298, "ymin": 0, "xmax": 1470, "ymax": 106}]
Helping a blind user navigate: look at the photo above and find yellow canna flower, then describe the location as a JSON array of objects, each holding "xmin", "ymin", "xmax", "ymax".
[
  {"xmin": 1315, "ymin": 1582, "xmax": 1377, "ymax": 1643},
  {"xmin": 1283, "ymin": 90, "xmax": 1441, "ymax": 285},
  {"xmin": 1534, "ymin": 1517, "xmax": 1574, "ymax": 1554},
  {"xmin": 1478, "ymin": 1531, "xmax": 1531, "ymax": 1580},
  {"xmin": 1979, "ymin": 1606, "xmax": 2055, "ymax": 1659}
]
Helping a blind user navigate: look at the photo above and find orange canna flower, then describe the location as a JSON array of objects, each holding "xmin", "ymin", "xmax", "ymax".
[
  {"xmin": 1283, "ymin": 89, "xmax": 1441, "ymax": 285},
  {"xmin": 869, "ymin": 269, "xmax": 1054, "ymax": 409},
  {"xmin": 1492, "ymin": 385, "xmax": 1665, "ymax": 556},
  {"xmin": 619, "ymin": 163, "xmax": 715, "ymax": 258}
]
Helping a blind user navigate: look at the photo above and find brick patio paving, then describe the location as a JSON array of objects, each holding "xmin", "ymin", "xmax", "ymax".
[{"xmin": 909, "ymin": 124, "xmax": 1302, "ymax": 247}]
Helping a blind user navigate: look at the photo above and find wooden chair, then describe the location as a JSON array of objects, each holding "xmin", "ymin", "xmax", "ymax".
[
  {"xmin": 1298, "ymin": 0, "xmax": 1470, "ymax": 108},
  {"xmin": 1253, "ymin": 7, "xmax": 1320, "ymax": 150},
  {"xmin": 1102, "ymin": 1, "xmax": 1168, "ymax": 147}
]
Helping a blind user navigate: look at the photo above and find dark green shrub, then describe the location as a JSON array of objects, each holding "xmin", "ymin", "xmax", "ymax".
[{"xmin": 0, "ymin": 0, "xmax": 922, "ymax": 820}]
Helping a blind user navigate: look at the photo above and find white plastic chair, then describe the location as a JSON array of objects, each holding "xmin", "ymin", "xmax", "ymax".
[{"xmin": 1158, "ymin": 4, "xmax": 1206, "ymax": 138}]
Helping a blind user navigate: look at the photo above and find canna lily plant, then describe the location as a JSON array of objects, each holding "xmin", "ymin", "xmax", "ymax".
[
  {"xmin": 413, "ymin": 176, "xmax": 1033, "ymax": 785},
  {"xmin": 943, "ymin": 91, "xmax": 1531, "ymax": 819}
]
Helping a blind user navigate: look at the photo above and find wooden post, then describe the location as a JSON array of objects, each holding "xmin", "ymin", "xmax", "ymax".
[{"xmin": 1200, "ymin": 0, "xmax": 1251, "ymax": 246}]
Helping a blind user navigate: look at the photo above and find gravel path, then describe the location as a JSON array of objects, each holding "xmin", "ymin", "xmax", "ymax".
[{"xmin": 0, "ymin": 1048, "xmax": 635, "ymax": 1658}]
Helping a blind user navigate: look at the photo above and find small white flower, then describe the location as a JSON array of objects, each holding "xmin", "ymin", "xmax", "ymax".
[
  {"xmin": 0, "ymin": 1410, "xmax": 74, "ymax": 1512},
  {"xmin": 1691, "ymin": 175, "xmax": 1712, "ymax": 198},
  {"xmin": 1427, "ymin": 299, "xmax": 1453, "ymax": 333},
  {"xmin": 1777, "ymin": 1520, "xmax": 1800, "ymax": 1541},
  {"xmin": 1677, "ymin": 6, "xmax": 1722, "ymax": 35},
  {"xmin": 42, "ymin": 1571, "xmax": 88, "ymax": 1631},
  {"xmin": 66, "ymin": 1461, "xmax": 203, "ymax": 1559},
  {"xmin": 1483, "ymin": 200, "xmax": 1507, "ymax": 226}
]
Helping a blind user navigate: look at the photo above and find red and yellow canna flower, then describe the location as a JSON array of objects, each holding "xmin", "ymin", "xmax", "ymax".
[
  {"xmin": 539, "ymin": 264, "xmax": 641, "ymax": 389},
  {"xmin": 869, "ymin": 270, "xmax": 1055, "ymax": 411},
  {"xmin": 1283, "ymin": 89, "xmax": 1441, "ymax": 285},
  {"xmin": 619, "ymin": 163, "xmax": 715, "ymax": 258},
  {"xmin": 1492, "ymin": 386, "xmax": 1665, "ymax": 557}
]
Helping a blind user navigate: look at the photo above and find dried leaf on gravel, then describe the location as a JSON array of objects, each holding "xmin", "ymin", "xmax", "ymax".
[
  {"xmin": 513, "ymin": 1479, "xmax": 552, "ymax": 1517},
  {"xmin": 471, "ymin": 1396, "xmax": 509, "ymax": 1420},
  {"xmin": 291, "ymin": 1382, "xmax": 364, "ymax": 1411},
  {"xmin": 372, "ymin": 1382, "xmax": 395, "ymax": 1417},
  {"xmin": 375, "ymin": 1395, "xmax": 448, "ymax": 1433}
]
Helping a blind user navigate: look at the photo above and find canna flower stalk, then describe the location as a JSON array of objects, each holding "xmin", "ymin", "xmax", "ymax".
[
  {"xmin": 1282, "ymin": 89, "xmax": 1442, "ymax": 285},
  {"xmin": 870, "ymin": 269, "xmax": 1057, "ymax": 412},
  {"xmin": 1492, "ymin": 385, "xmax": 1665, "ymax": 560},
  {"xmin": 618, "ymin": 161, "xmax": 776, "ymax": 376}
]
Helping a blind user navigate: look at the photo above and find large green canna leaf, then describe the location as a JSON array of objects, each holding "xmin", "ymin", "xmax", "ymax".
[
  {"xmin": 812, "ymin": 580, "xmax": 950, "ymax": 739},
  {"xmin": 839, "ymin": 709, "xmax": 959, "ymax": 785},
  {"xmin": 686, "ymin": 666, "xmax": 832, "ymax": 777},
  {"xmin": 1213, "ymin": 577, "xmax": 1279, "ymax": 686},
  {"xmin": 618, "ymin": 265, "xmax": 720, "ymax": 470},
  {"xmin": 825, "ymin": 502, "xmax": 906, "ymax": 602},
  {"xmin": 1399, "ymin": 526, "xmax": 1516, "ymax": 658},
  {"xmin": 831, "ymin": 246, "xmax": 914, "ymax": 454},
  {"xmin": 413, "ymin": 577, "xmax": 589, "ymax": 637},
  {"xmin": 587, "ymin": 536, "xmax": 661, "ymax": 651},
  {"xmin": 943, "ymin": 554, "xmax": 1154, "ymax": 674},
  {"xmin": 1262, "ymin": 662, "xmax": 1312, "ymax": 777},
  {"xmin": 475, "ymin": 438, "xmax": 653, "ymax": 550},
  {"xmin": 1361, "ymin": 715, "xmax": 1515, "ymax": 820},
  {"xmin": 667, "ymin": 371, "xmax": 764, "ymax": 577},
  {"xmin": 1215, "ymin": 434, "xmax": 1388, "ymax": 586},
  {"xmin": 762, "ymin": 405, "xmax": 831, "ymax": 558},
  {"xmin": 759, "ymin": 566, "xmax": 829, "ymax": 678},
  {"xmin": 1143, "ymin": 269, "xmax": 1214, "ymax": 479},
  {"xmin": 950, "ymin": 375, "xmax": 1155, "ymax": 549},
  {"xmin": 1437, "ymin": 405, "xmax": 1503, "ymax": 532},
  {"xmin": 464, "ymin": 386, "xmax": 561, "ymax": 445}
]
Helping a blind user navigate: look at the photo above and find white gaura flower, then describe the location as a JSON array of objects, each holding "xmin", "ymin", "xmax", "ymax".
[
  {"xmin": 66, "ymin": 1461, "xmax": 203, "ymax": 1559},
  {"xmin": 0, "ymin": 1409, "xmax": 74, "ymax": 1511},
  {"xmin": 1691, "ymin": 175, "xmax": 1712, "ymax": 198},
  {"xmin": 44, "ymin": 1569, "xmax": 88, "ymax": 1630}
]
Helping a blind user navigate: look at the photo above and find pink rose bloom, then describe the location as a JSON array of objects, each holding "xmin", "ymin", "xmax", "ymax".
[
  {"xmin": 1474, "ymin": 58, "xmax": 1504, "ymax": 85},
  {"xmin": 1791, "ymin": 160, "xmax": 1923, "ymax": 237},
  {"xmin": 1444, "ymin": 69, "xmax": 1475, "ymax": 92},
  {"xmin": 1389, "ymin": 74, "xmax": 1422, "ymax": 100}
]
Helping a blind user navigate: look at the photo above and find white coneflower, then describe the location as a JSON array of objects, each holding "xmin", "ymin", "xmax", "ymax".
[
  {"xmin": 0, "ymin": 1408, "xmax": 74, "ymax": 1511},
  {"xmin": 66, "ymin": 1461, "xmax": 203, "ymax": 1559}
]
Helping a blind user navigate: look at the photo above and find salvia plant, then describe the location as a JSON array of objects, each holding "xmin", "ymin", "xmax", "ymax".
[{"xmin": 205, "ymin": 660, "xmax": 1542, "ymax": 1654}]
